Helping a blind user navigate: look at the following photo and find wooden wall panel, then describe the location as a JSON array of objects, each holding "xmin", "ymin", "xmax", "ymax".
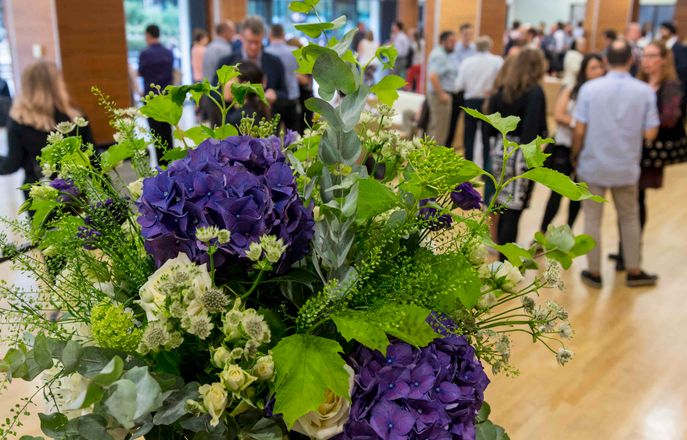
[
  {"xmin": 676, "ymin": 0, "xmax": 687, "ymax": 42},
  {"xmin": 398, "ymin": 0, "xmax": 419, "ymax": 31},
  {"xmin": 440, "ymin": 0, "xmax": 478, "ymax": 35},
  {"xmin": 54, "ymin": 0, "xmax": 130, "ymax": 145},
  {"xmin": 219, "ymin": 0, "xmax": 247, "ymax": 22},
  {"xmin": 478, "ymin": 0, "xmax": 506, "ymax": 55},
  {"xmin": 4, "ymin": 0, "xmax": 58, "ymax": 87},
  {"xmin": 585, "ymin": 0, "xmax": 635, "ymax": 51}
]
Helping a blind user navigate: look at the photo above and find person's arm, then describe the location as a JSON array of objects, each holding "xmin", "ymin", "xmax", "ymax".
[
  {"xmin": 428, "ymin": 54, "xmax": 450, "ymax": 103},
  {"xmin": 520, "ymin": 86, "xmax": 547, "ymax": 143},
  {"xmin": 658, "ymin": 81, "xmax": 683, "ymax": 129},
  {"xmin": 0, "ymin": 120, "xmax": 25, "ymax": 175},
  {"xmin": 553, "ymin": 86, "xmax": 573, "ymax": 126},
  {"xmin": 137, "ymin": 51, "xmax": 147, "ymax": 77},
  {"xmin": 572, "ymin": 122, "xmax": 586, "ymax": 160},
  {"xmin": 644, "ymin": 89, "xmax": 660, "ymax": 141}
]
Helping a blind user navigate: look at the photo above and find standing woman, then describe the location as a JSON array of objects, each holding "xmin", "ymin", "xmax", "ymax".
[
  {"xmin": 0, "ymin": 61, "xmax": 92, "ymax": 196},
  {"xmin": 191, "ymin": 29, "xmax": 209, "ymax": 83},
  {"xmin": 612, "ymin": 41, "xmax": 685, "ymax": 269},
  {"xmin": 540, "ymin": 53, "xmax": 605, "ymax": 232},
  {"xmin": 487, "ymin": 48, "xmax": 548, "ymax": 249}
]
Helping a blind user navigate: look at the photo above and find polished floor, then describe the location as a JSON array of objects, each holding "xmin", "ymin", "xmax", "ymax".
[{"xmin": 1, "ymin": 135, "xmax": 686, "ymax": 438}]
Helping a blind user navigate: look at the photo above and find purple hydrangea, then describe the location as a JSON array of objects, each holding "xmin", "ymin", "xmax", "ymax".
[
  {"xmin": 49, "ymin": 178, "xmax": 80, "ymax": 203},
  {"xmin": 136, "ymin": 135, "xmax": 314, "ymax": 272},
  {"xmin": 337, "ymin": 334, "xmax": 489, "ymax": 440},
  {"xmin": 419, "ymin": 199, "xmax": 453, "ymax": 231},
  {"xmin": 450, "ymin": 183, "xmax": 482, "ymax": 211}
]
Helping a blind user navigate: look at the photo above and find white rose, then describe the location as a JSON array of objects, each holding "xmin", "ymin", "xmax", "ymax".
[
  {"xmin": 481, "ymin": 261, "xmax": 523, "ymax": 292},
  {"xmin": 199, "ymin": 383, "xmax": 228, "ymax": 427},
  {"xmin": 468, "ymin": 243, "xmax": 488, "ymax": 265},
  {"xmin": 252, "ymin": 355, "xmax": 274, "ymax": 381},
  {"xmin": 212, "ymin": 346, "xmax": 232, "ymax": 369},
  {"xmin": 292, "ymin": 365, "xmax": 354, "ymax": 440},
  {"xmin": 127, "ymin": 178, "xmax": 144, "ymax": 200},
  {"xmin": 220, "ymin": 364, "xmax": 257, "ymax": 392}
]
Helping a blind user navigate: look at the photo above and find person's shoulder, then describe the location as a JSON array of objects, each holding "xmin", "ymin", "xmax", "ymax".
[
  {"xmin": 263, "ymin": 51, "xmax": 283, "ymax": 66},
  {"xmin": 218, "ymin": 52, "xmax": 239, "ymax": 66}
]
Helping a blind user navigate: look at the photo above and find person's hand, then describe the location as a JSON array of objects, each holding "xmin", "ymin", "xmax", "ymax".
[
  {"xmin": 265, "ymin": 89, "xmax": 277, "ymax": 104},
  {"xmin": 439, "ymin": 91, "xmax": 450, "ymax": 104}
]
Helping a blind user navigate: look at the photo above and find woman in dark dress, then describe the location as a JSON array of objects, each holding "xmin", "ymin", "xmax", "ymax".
[
  {"xmin": 0, "ymin": 61, "xmax": 92, "ymax": 196},
  {"xmin": 487, "ymin": 48, "xmax": 548, "ymax": 250}
]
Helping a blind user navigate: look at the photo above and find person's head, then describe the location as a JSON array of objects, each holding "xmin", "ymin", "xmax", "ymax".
[
  {"xmin": 241, "ymin": 16, "xmax": 266, "ymax": 59},
  {"xmin": 286, "ymin": 37, "xmax": 302, "ymax": 48},
  {"xmin": 459, "ymin": 23, "xmax": 473, "ymax": 45},
  {"xmin": 571, "ymin": 53, "xmax": 605, "ymax": 99},
  {"xmin": 216, "ymin": 21, "xmax": 236, "ymax": 41},
  {"xmin": 192, "ymin": 28, "xmax": 208, "ymax": 46},
  {"xmin": 626, "ymin": 22, "xmax": 641, "ymax": 42},
  {"xmin": 501, "ymin": 48, "xmax": 546, "ymax": 103},
  {"xmin": 639, "ymin": 40, "xmax": 677, "ymax": 83},
  {"xmin": 364, "ymin": 30, "xmax": 374, "ymax": 41},
  {"xmin": 603, "ymin": 29, "xmax": 617, "ymax": 44},
  {"xmin": 357, "ymin": 22, "xmax": 365, "ymax": 32},
  {"xmin": 392, "ymin": 21, "xmax": 404, "ymax": 34},
  {"xmin": 557, "ymin": 21, "xmax": 565, "ymax": 31},
  {"xmin": 475, "ymin": 36, "xmax": 493, "ymax": 53},
  {"xmin": 577, "ymin": 20, "xmax": 584, "ymax": 28},
  {"xmin": 145, "ymin": 24, "xmax": 161, "ymax": 45},
  {"xmin": 10, "ymin": 61, "xmax": 79, "ymax": 131},
  {"xmin": 573, "ymin": 37, "xmax": 587, "ymax": 53},
  {"xmin": 659, "ymin": 22, "xmax": 677, "ymax": 40},
  {"xmin": 237, "ymin": 61, "xmax": 264, "ymax": 84},
  {"xmin": 269, "ymin": 23, "xmax": 285, "ymax": 42},
  {"xmin": 526, "ymin": 28, "xmax": 538, "ymax": 42},
  {"xmin": 512, "ymin": 20, "xmax": 521, "ymax": 30},
  {"xmin": 606, "ymin": 39, "xmax": 633, "ymax": 70},
  {"xmin": 439, "ymin": 30, "xmax": 456, "ymax": 53}
]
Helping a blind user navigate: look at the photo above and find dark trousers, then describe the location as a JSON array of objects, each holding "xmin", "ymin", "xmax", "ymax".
[
  {"xmin": 540, "ymin": 144, "xmax": 581, "ymax": 231},
  {"xmin": 463, "ymin": 97, "xmax": 495, "ymax": 203},
  {"xmin": 147, "ymin": 118, "xmax": 173, "ymax": 162},
  {"xmin": 274, "ymin": 99, "xmax": 302, "ymax": 133},
  {"xmin": 445, "ymin": 91, "xmax": 464, "ymax": 147},
  {"xmin": 498, "ymin": 208, "xmax": 524, "ymax": 261}
]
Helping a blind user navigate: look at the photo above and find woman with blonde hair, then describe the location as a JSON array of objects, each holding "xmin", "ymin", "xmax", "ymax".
[
  {"xmin": 0, "ymin": 61, "xmax": 91, "ymax": 191},
  {"xmin": 487, "ymin": 48, "xmax": 548, "ymax": 252}
]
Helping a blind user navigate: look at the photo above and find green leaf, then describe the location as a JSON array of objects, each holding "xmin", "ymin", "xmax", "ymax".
[
  {"xmin": 140, "ymin": 93, "xmax": 183, "ymax": 126},
  {"xmin": 30, "ymin": 197, "xmax": 60, "ymax": 231},
  {"xmin": 231, "ymin": 82, "xmax": 267, "ymax": 107},
  {"xmin": 294, "ymin": 45, "xmax": 330, "ymax": 74},
  {"xmin": 70, "ymin": 414, "xmax": 114, "ymax": 440},
  {"xmin": 339, "ymin": 85, "xmax": 369, "ymax": 131},
  {"xmin": 103, "ymin": 379, "xmax": 138, "ymax": 429},
  {"xmin": 3, "ymin": 346, "xmax": 26, "ymax": 378},
  {"xmin": 121, "ymin": 367, "xmax": 164, "ymax": 419},
  {"xmin": 570, "ymin": 234, "xmax": 596, "ymax": 257},
  {"xmin": 154, "ymin": 383, "xmax": 200, "ymax": 425},
  {"xmin": 375, "ymin": 45, "xmax": 398, "ymax": 70},
  {"xmin": 370, "ymin": 75, "xmax": 407, "ymax": 106},
  {"xmin": 62, "ymin": 340, "xmax": 83, "ymax": 374},
  {"xmin": 91, "ymin": 356, "xmax": 124, "ymax": 387},
  {"xmin": 304, "ymin": 97, "xmax": 343, "ymax": 130},
  {"xmin": 544, "ymin": 225, "xmax": 575, "ymax": 253},
  {"xmin": 356, "ymin": 177, "xmax": 399, "ymax": 222},
  {"xmin": 462, "ymin": 107, "xmax": 520, "ymax": 135},
  {"xmin": 332, "ymin": 311, "xmax": 390, "ymax": 353},
  {"xmin": 489, "ymin": 242, "xmax": 534, "ymax": 268},
  {"xmin": 377, "ymin": 304, "xmax": 438, "ymax": 347},
  {"xmin": 161, "ymin": 147, "xmax": 189, "ymax": 162},
  {"xmin": 100, "ymin": 141, "xmax": 134, "ymax": 171},
  {"xmin": 312, "ymin": 51, "xmax": 357, "ymax": 101},
  {"xmin": 271, "ymin": 334, "xmax": 350, "ymax": 428},
  {"xmin": 521, "ymin": 136, "xmax": 552, "ymax": 168},
  {"xmin": 329, "ymin": 29, "xmax": 358, "ymax": 57},
  {"xmin": 216, "ymin": 65, "xmax": 241, "ymax": 85},
  {"xmin": 520, "ymin": 168, "xmax": 605, "ymax": 202},
  {"xmin": 39, "ymin": 413, "xmax": 68, "ymax": 438},
  {"xmin": 19, "ymin": 436, "xmax": 45, "ymax": 440},
  {"xmin": 476, "ymin": 420, "xmax": 511, "ymax": 440},
  {"xmin": 288, "ymin": 1, "xmax": 312, "ymax": 13},
  {"xmin": 184, "ymin": 126, "xmax": 215, "ymax": 145},
  {"xmin": 295, "ymin": 15, "xmax": 345, "ymax": 38},
  {"xmin": 477, "ymin": 401, "xmax": 491, "ymax": 423},
  {"xmin": 214, "ymin": 124, "xmax": 239, "ymax": 139},
  {"xmin": 33, "ymin": 334, "xmax": 53, "ymax": 370}
]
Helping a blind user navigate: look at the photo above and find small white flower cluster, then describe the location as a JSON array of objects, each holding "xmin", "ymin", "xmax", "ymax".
[
  {"xmin": 542, "ymin": 261, "xmax": 565, "ymax": 291},
  {"xmin": 188, "ymin": 298, "xmax": 274, "ymax": 427},
  {"xmin": 246, "ymin": 234, "xmax": 288, "ymax": 267},
  {"xmin": 111, "ymin": 107, "xmax": 143, "ymax": 146},
  {"xmin": 29, "ymin": 184, "xmax": 58, "ymax": 201},
  {"xmin": 478, "ymin": 260, "xmax": 524, "ymax": 294},
  {"xmin": 195, "ymin": 226, "xmax": 231, "ymax": 245},
  {"xmin": 136, "ymin": 253, "xmax": 229, "ymax": 353}
]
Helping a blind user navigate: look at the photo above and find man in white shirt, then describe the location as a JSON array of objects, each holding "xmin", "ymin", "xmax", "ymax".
[
  {"xmin": 454, "ymin": 36, "xmax": 503, "ymax": 200},
  {"xmin": 391, "ymin": 21, "xmax": 411, "ymax": 78}
]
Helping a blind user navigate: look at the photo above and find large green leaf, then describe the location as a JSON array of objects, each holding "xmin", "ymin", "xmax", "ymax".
[
  {"xmin": 271, "ymin": 334, "xmax": 350, "ymax": 428},
  {"xmin": 289, "ymin": 1, "xmax": 313, "ymax": 13},
  {"xmin": 375, "ymin": 45, "xmax": 398, "ymax": 70},
  {"xmin": 153, "ymin": 383, "xmax": 200, "ymax": 425},
  {"xmin": 331, "ymin": 311, "xmax": 390, "ymax": 353},
  {"xmin": 462, "ymin": 107, "xmax": 520, "ymax": 136},
  {"xmin": 489, "ymin": 242, "xmax": 534, "ymax": 268},
  {"xmin": 33, "ymin": 334, "xmax": 53, "ymax": 370},
  {"xmin": 295, "ymin": 15, "xmax": 345, "ymax": 38},
  {"xmin": 377, "ymin": 304, "xmax": 439, "ymax": 347},
  {"xmin": 68, "ymin": 414, "xmax": 114, "ymax": 440},
  {"xmin": 231, "ymin": 82, "xmax": 267, "ymax": 107},
  {"xmin": 103, "ymin": 379, "xmax": 138, "ymax": 429},
  {"xmin": 140, "ymin": 93, "xmax": 183, "ymax": 126},
  {"xmin": 356, "ymin": 177, "xmax": 399, "ymax": 222},
  {"xmin": 370, "ymin": 75, "xmax": 407, "ymax": 106},
  {"xmin": 304, "ymin": 97, "xmax": 343, "ymax": 130},
  {"xmin": 61, "ymin": 340, "xmax": 83, "ymax": 374},
  {"xmin": 184, "ymin": 126, "xmax": 215, "ymax": 145},
  {"xmin": 520, "ymin": 168, "xmax": 605, "ymax": 202},
  {"xmin": 100, "ymin": 141, "xmax": 134, "ymax": 171},
  {"xmin": 121, "ymin": 367, "xmax": 165, "ymax": 420},
  {"xmin": 312, "ymin": 51, "xmax": 357, "ymax": 101},
  {"xmin": 520, "ymin": 136, "xmax": 553, "ymax": 168},
  {"xmin": 38, "ymin": 413, "xmax": 68, "ymax": 439},
  {"xmin": 476, "ymin": 420, "xmax": 511, "ymax": 440},
  {"xmin": 216, "ymin": 65, "xmax": 241, "ymax": 85}
]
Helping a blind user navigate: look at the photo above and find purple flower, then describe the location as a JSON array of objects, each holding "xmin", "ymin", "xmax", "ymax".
[
  {"xmin": 136, "ymin": 135, "xmax": 314, "ymax": 272},
  {"xmin": 450, "ymin": 183, "xmax": 482, "ymax": 211},
  {"xmin": 369, "ymin": 401, "xmax": 416, "ymax": 440},
  {"xmin": 337, "ymin": 328, "xmax": 489, "ymax": 440},
  {"xmin": 49, "ymin": 178, "xmax": 80, "ymax": 203},
  {"xmin": 419, "ymin": 199, "xmax": 452, "ymax": 231}
]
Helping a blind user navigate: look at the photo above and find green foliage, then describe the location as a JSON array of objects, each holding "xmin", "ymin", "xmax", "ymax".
[
  {"xmin": 140, "ymin": 92, "xmax": 183, "ymax": 126},
  {"xmin": 520, "ymin": 168, "xmax": 605, "ymax": 202},
  {"xmin": 90, "ymin": 301, "xmax": 143, "ymax": 353},
  {"xmin": 356, "ymin": 178, "xmax": 400, "ymax": 222},
  {"xmin": 271, "ymin": 334, "xmax": 350, "ymax": 428},
  {"xmin": 462, "ymin": 107, "xmax": 520, "ymax": 136},
  {"xmin": 375, "ymin": 46, "xmax": 398, "ymax": 70},
  {"xmin": 521, "ymin": 136, "xmax": 552, "ymax": 168},
  {"xmin": 295, "ymin": 15, "xmax": 346, "ymax": 38},
  {"xmin": 403, "ymin": 145, "xmax": 483, "ymax": 198},
  {"xmin": 534, "ymin": 225, "xmax": 596, "ymax": 269},
  {"xmin": 231, "ymin": 82, "xmax": 268, "ymax": 107},
  {"xmin": 312, "ymin": 51, "xmax": 357, "ymax": 101},
  {"xmin": 370, "ymin": 75, "xmax": 406, "ymax": 106}
]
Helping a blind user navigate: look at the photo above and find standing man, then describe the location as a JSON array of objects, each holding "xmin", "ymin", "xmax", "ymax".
[
  {"xmin": 138, "ymin": 24, "xmax": 174, "ymax": 159},
  {"xmin": 572, "ymin": 40, "xmax": 660, "ymax": 288},
  {"xmin": 266, "ymin": 24, "xmax": 301, "ymax": 132},
  {"xmin": 445, "ymin": 23, "xmax": 475, "ymax": 148},
  {"xmin": 215, "ymin": 16, "xmax": 288, "ymax": 120},
  {"xmin": 203, "ymin": 21, "xmax": 235, "ymax": 80},
  {"xmin": 427, "ymin": 31, "xmax": 458, "ymax": 147},
  {"xmin": 352, "ymin": 22, "xmax": 366, "ymax": 53},
  {"xmin": 391, "ymin": 21, "xmax": 411, "ymax": 78}
]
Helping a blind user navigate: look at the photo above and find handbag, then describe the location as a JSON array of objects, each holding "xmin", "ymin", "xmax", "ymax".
[{"xmin": 641, "ymin": 134, "xmax": 687, "ymax": 168}]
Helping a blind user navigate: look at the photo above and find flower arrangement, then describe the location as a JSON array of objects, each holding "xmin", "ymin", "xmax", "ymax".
[{"xmin": 0, "ymin": 2, "xmax": 603, "ymax": 439}]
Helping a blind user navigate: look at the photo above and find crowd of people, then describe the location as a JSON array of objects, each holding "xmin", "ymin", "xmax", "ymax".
[{"xmin": 1, "ymin": 13, "xmax": 686, "ymax": 290}]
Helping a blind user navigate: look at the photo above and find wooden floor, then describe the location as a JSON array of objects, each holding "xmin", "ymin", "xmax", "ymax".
[{"xmin": 1, "ymin": 138, "xmax": 686, "ymax": 438}]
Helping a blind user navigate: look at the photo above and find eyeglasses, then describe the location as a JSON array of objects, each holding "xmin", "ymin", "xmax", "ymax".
[{"xmin": 642, "ymin": 53, "xmax": 661, "ymax": 59}]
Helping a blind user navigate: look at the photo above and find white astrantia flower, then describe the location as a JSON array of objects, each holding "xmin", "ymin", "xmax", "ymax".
[
  {"xmin": 259, "ymin": 235, "xmax": 288, "ymax": 264},
  {"xmin": 292, "ymin": 365, "xmax": 354, "ymax": 440},
  {"xmin": 47, "ymin": 131, "xmax": 64, "ymax": 144},
  {"xmin": 74, "ymin": 116, "xmax": 88, "ymax": 128},
  {"xmin": 196, "ymin": 226, "xmax": 220, "ymax": 243},
  {"xmin": 55, "ymin": 121, "xmax": 76, "ymax": 134},
  {"xmin": 216, "ymin": 229, "xmax": 231, "ymax": 244},
  {"xmin": 127, "ymin": 178, "xmax": 144, "ymax": 200},
  {"xmin": 199, "ymin": 383, "xmax": 228, "ymax": 427},
  {"xmin": 246, "ymin": 242, "xmax": 263, "ymax": 262},
  {"xmin": 556, "ymin": 347, "xmax": 574, "ymax": 366}
]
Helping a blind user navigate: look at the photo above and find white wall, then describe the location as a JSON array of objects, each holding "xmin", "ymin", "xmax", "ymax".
[{"xmin": 509, "ymin": 0, "xmax": 583, "ymax": 27}]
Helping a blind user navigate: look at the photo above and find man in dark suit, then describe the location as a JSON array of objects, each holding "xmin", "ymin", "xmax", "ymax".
[
  {"xmin": 214, "ymin": 16, "xmax": 288, "ymax": 125},
  {"xmin": 659, "ymin": 22, "xmax": 687, "ymax": 116}
]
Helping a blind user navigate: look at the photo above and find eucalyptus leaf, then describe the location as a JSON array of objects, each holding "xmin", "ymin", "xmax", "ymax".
[
  {"xmin": 153, "ymin": 382, "xmax": 200, "ymax": 425},
  {"xmin": 121, "ymin": 366, "xmax": 165, "ymax": 419},
  {"xmin": 103, "ymin": 379, "xmax": 138, "ymax": 429},
  {"xmin": 304, "ymin": 97, "xmax": 343, "ymax": 130},
  {"xmin": 38, "ymin": 412, "xmax": 68, "ymax": 439},
  {"xmin": 312, "ymin": 51, "xmax": 357, "ymax": 100},
  {"xmin": 33, "ymin": 334, "xmax": 53, "ymax": 370}
]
